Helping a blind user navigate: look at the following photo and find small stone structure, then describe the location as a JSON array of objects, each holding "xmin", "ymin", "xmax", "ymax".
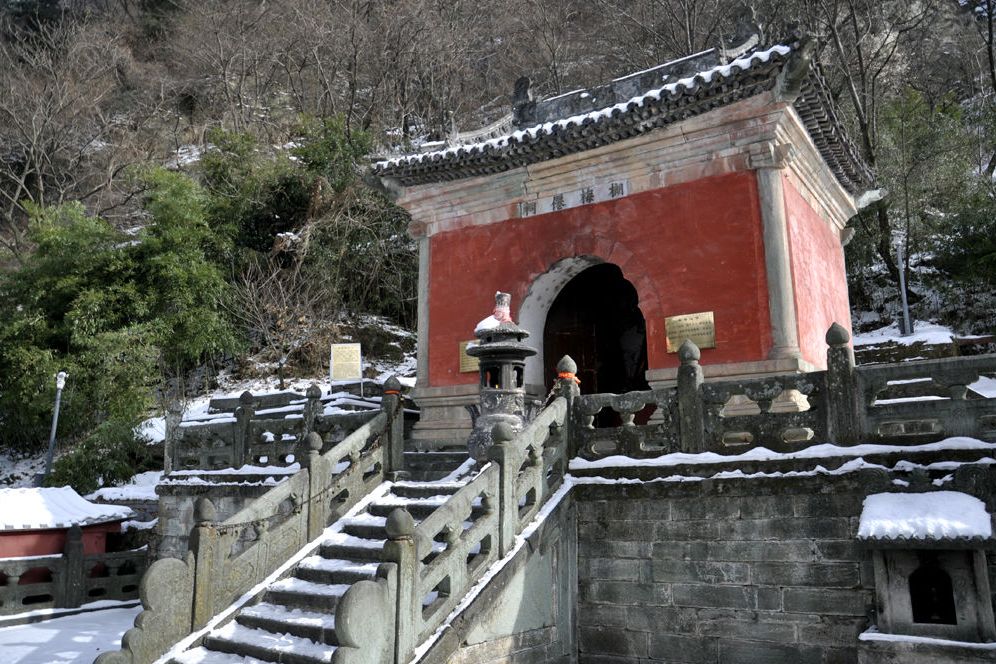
[{"xmin": 466, "ymin": 292, "xmax": 537, "ymax": 461}]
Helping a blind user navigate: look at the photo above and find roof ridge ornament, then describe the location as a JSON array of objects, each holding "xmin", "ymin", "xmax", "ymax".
[{"xmin": 775, "ymin": 34, "xmax": 816, "ymax": 102}]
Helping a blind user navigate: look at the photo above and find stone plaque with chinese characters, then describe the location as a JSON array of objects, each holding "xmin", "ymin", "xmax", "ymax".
[
  {"xmin": 459, "ymin": 341, "xmax": 480, "ymax": 373},
  {"xmin": 665, "ymin": 312, "xmax": 716, "ymax": 353},
  {"xmin": 518, "ymin": 180, "xmax": 629, "ymax": 217},
  {"xmin": 330, "ymin": 343, "xmax": 363, "ymax": 380}
]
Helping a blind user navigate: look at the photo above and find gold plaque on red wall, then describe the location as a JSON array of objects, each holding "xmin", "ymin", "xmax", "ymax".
[
  {"xmin": 459, "ymin": 341, "xmax": 479, "ymax": 373},
  {"xmin": 665, "ymin": 312, "xmax": 716, "ymax": 353}
]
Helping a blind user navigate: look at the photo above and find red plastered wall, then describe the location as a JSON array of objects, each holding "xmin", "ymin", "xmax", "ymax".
[
  {"xmin": 0, "ymin": 522, "xmax": 119, "ymax": 559},
  {"xmin": 784, "ymin": 177, "xmax": 852, "ymax": 369},
  {"xmin": 426, "ymin": 171, "xmax": 774, "ymax": 386}
]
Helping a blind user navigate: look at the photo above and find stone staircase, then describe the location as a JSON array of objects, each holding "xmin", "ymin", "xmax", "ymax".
[{"xmin": 169, "ymin": 472, "xmax": 477, "ymax": 664}]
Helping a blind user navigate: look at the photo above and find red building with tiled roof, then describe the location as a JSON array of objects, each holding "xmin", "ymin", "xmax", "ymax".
[{"xmin": 374, "ymin": 36, "xmax": 877, "ymax": 449}]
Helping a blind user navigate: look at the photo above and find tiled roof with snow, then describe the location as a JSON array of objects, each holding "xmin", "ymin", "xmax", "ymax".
[
  {"xmin": 857, "ymin": 491, "xmax": 992, "ymax": 543},
  {"xmin": 373, "ymin": 38, "xmax": 873, "ymax": 194},
  {"xmin": 0, "ymin": 487, "xmax": 134, "ymax": 532}
]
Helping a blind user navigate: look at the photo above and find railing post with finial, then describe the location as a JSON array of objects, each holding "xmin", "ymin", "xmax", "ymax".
[
  {"xmin": 302, "ymin": 432, "xmax": 325, "ymax": 540},
  {"xmin": 488, "ymin": 422, "xmax": 518, "ymax": 556},
  {"xmin": 382, "ymin": 376, "xmax": 405, "ymax": 479},
  {"xmin": 825, "ymin": 322, "xmax": 861, "ymax": 445},
  {"xmin": 677, "ymin": 340, "xmax": 705, "ymax": 453},
  {"xmin": 61, "ymin": 524, "xmax": 85, "ymax": 608},
  {"xmin": 190, "ymin": 497, "xmax": 219, "ymax": 629},
  {"xmin": 164, "ymin": 400, "xmax": 183, "ymax": 474},
  {"xmin": 233, "ymin": 391, "xmax": 256, "ymax": 469},
  {"xmin": 556, "ymin": 355, "xmax": 581, "ymax": 456},
  {"xmin": 303, "ymin": 383, "xmax": 323, "ymax": 437},
  {"xmin": 383, "ymin": 507, "xmax": 417, "ymax": 664}
]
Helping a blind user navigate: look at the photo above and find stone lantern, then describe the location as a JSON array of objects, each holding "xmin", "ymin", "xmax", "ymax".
[{"xmin": 466, "ymin": 292, "xmax": 537, "ymax": 461}]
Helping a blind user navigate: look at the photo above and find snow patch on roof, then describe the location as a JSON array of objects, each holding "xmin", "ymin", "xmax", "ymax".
[
  {"xmin": 0, "ymin": 487, "xmax": 133, "ymax": 532},
  {"xmin": 858, "ymin": 491, "xmax": 992, "ymax": 541}
]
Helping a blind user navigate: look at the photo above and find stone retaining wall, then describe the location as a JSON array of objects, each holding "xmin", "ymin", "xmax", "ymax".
[{"xmin": 575, "ymin": 468, "xmax": 996, "ymax": 663}]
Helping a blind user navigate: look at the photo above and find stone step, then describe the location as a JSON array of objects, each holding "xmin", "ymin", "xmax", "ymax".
[
  {"xmin": 295, "ymin": 556, "xmax": 380, "ymax": 586},
  {"xmin": 202, "ymin": 622, "xmax": 335, "ymax": 664},
  {"xmin": 403, "ymin": 451, "xmax": 473, "ymax": 481},
  {"xmin": 237, "ymin": 602, "xmax": 338, "ymax": 646},
  {"xmin": 389, "ymin": 483, "xmax": 465, "ymax": 499},
  {"xmin": 318, "ymin": 532, "xmax": 387, "ymax": 561},
  {"xmin": 263, "ymin": 578, "xmax": 350, "ymax": 612},
  {"xmin": 170, "ymin": 645, "xmax": 270, "ymax": 664},
  {"xmin": 340, "ymin": 522, "xmax": 390, "ymax": 540}
]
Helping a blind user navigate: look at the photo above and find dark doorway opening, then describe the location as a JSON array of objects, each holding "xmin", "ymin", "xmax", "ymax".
[
  {"xmin": 543, "ymin": 263, "xmax": 649, "ymax": 396},
  {"xmin": 910, "ymin": 554, "xmax": 958, "ymax": 625}
]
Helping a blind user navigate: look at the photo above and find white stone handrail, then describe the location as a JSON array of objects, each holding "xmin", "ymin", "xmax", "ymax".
[
  {"xmin": 385, "ymin": 376, "xmax": 576, "ymax": 664},
  {"xmin": 95, "ymin": 386, "xmax": 406, "ymax": 664}
]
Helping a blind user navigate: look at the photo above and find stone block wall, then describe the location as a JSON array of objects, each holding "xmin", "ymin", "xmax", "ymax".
[
  {"xmin": 156, "ymin": 484, "xmax": 271, "ymax": 559},
  {"xmin": 575, "ymin": 470, "xmax": 996, "ymax": 663}
]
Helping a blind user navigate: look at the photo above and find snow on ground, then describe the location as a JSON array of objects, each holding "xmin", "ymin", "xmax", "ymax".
[
  {"xmin": 853, "ymin": 320, "xmax": 988, "ymax": 347},
  {"xmin": 86, "ymin": 471, "xmax": 163, "ymax": 502},
  {"xmin": 0, "ymin": 451, "xmax": 46, "ymax": 489},
  {"xmin": 0, "ymin": 603, "xmax": 141, "ymax": 664},
  {"xmin": 853, "ymin": 321, "xmax": 958, "ymax": 347}
]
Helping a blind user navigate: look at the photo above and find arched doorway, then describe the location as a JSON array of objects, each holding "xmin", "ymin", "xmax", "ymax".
[{"xmin": 542, "ymin": 263, "xmax": 649, "ymax": 395}]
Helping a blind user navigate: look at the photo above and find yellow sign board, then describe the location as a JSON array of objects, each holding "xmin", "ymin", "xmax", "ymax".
[
  {"xmin": 330, "ymin": 343, "xmax": 363, "ymax": 380},
  {"xmin": 459, "ymin": 341, "xmax": 479, "ymax": 373},
  {"xmin": 665, "ymin": 311, "xmax": 716, "ymax": 353}
]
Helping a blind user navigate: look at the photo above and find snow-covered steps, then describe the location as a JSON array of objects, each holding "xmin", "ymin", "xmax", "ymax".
[
  {"xmin": 171, "ymin": 646, "xmax": 271, "ymax": 664},
  {"xmin": 166, "ymin": 477, "xmax": 473, "ymax": 664},
  {"xmin": 236, "ymin": 603, "xmax": 337, "ymax": 645},
  {"xmin": 295, "ymin": 556, "xmax": 380, "ymax": 585},
  {"xmin": 264, "ymin": 577, "xmax": 351, "ymax": 613},
  {"xmin": 319, "ymin": 532, "xmax": 388, "ymax": 561},
  {"xmin": 202, "ymin": 621, "xmax": 337, "ymax": 664}
]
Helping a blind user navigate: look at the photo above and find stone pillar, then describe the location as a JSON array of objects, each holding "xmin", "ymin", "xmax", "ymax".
[
  {"xmin": 384, "ymin": 508, "xmax": 417, "ymax": 664},
  {"xmin": 302, "ymin": 383, "xmax": 323, "ymax": 437},
  {"xmin": 677, "ymin": 340, "xmax": 705, "ymax": 453},
  {"xmin": 750, "ymin": 142, "xmax": 802, "ymax": 361},
  {"xmin": 190, "ymin": 497, "xmax": 219, "ymax": 629},
  {"xmin": 164, "ymin": 400, "xmax": 183, "ymax": 475},
  {"xmin": 415, "ymin": 235, "xmax": 431, "ymax": 386},
  {"xmin": 61, "ymin": 524, "xmax": 85, "ymax": 608},
  {"xmin": 302, "ymin": 432, "xmax": 325, "ymax": 541},
  {"xmin": 555, "ymin": 355, "xmax": 581, "ymax": 457},
  {"xmin": 381, "ymin": 376, "xmax": 406, "ymax": 478},
  {"xmin": 233, "ymin": 391, "xmax": 255, "ymax": 468},
  {"xmin": 488, "ymin": 423, "xmax": 518, "ymax": 557},
  {"xmin": 825, "ymin": 322, "xmax": 861, "ymax": 445}
]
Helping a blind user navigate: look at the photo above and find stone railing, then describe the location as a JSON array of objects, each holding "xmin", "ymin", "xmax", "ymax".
[
  {"xmin": 0, "ymin": 525, "xmax": 146, "ymax": 616},
  {"xmin": 167, "ymin": 385, "xmax": 380, "ymax": 472},
  {"xmin": 96, "ymin": 382, "xmax": 406, "ymax": 664},
  {"xmin": 383, "ymin": 375, "xmax": 576, "ymax": 664},
  {"xmin": 574, "ymin": 323, "xmax": 996, "ymax": 459}
]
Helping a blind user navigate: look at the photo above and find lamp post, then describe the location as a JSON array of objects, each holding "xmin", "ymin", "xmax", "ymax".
[
  {"xmin": 892, "ymin": 230, "xmax": 913, "ymax": 337},
  {"xmin": 40, "ymin": 371, "xmax": 67, "ymax": 485}
]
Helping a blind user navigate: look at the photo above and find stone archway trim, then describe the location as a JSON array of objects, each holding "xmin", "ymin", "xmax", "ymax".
[{"xmin": 517, "ymin": 236, "xmax": 663, "ymax": 391}]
